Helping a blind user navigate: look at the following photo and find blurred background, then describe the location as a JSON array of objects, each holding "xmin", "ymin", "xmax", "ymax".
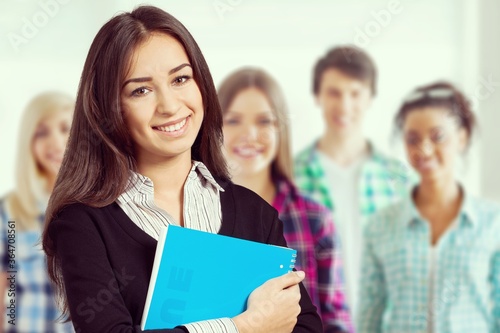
[{"xmin": 0, "ymin": 0, "xmax": 499, "ymax": 201}]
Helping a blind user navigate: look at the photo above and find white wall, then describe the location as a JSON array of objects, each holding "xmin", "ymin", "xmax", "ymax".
[
  {"xmin": 479, "ymin": 0, "xmax": 500, "ymax": 203},
  {"xmin": 0, "ymin": 0, "xmax": 495, "ymax": 200}
]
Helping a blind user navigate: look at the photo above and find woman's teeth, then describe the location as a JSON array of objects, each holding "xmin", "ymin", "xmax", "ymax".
[
  {"xmin": 156, "ymin": 118, "xmax": 187, "ymax": 132},
  {"xmin": 236, "ymin": 147, "xmax": 260, "ymax": 157}
]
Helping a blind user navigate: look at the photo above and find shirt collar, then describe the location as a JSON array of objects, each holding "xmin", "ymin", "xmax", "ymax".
[
  {"xmin": 116, "ymin": 160, "xmax": 224, "ymax": 205},
  {"xmin": 405, "ymin": 185, "xmax": 478, "ymax": 228},
  {"xmin": 190, "ymin": 161, "xmax": 225, "ymax": 192},
  {"xmin": 368, "ymin": 142, "xmax": 388, "ymax": 162},
  {"xmin": 460, "ymin": 191, "xmax": 478, "ymax": 227}
]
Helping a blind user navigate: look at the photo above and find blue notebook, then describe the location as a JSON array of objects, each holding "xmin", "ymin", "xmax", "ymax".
[{"xmin": 141, "ymin": 225, "xmax": 297, "ymax": 330}]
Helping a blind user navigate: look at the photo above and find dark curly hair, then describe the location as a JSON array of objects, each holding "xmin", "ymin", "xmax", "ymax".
[{"xmin": 394, "ymin": 81, "xmax": 476, "ymax": 146}]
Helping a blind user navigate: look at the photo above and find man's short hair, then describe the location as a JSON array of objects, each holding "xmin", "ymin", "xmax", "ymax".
[{"xmin": 313, "ymin": 45, "xmax": 377, "ymax": 96}]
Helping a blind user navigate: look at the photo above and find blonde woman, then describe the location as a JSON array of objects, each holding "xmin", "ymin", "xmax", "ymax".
[{"xmin": 0, "ymin": 92, "xmax": 74, "ymax": 332}]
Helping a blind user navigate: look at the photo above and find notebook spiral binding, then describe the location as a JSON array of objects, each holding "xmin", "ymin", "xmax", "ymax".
[{"xmin": 289, "ymin": 253, "xmax": 297, "ymax": 271}]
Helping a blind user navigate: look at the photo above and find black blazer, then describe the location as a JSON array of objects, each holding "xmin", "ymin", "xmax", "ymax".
[{"xmin": 49, "ymin": 180, "xmax": 323, "ymax": 332}]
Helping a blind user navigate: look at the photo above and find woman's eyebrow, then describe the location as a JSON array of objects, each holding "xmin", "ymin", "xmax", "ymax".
[
  {"xmin": 122, "ymin": 76, "xmax": 152, "ymax": 89},
  {"xmin": 168, "ymin": 63, "xmax": 191, "ymax": 75}
]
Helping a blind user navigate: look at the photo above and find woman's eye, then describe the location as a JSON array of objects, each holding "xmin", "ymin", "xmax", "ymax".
[
  {"xmin": 405, "ymin": 136, "xmax": 419, "ymax": 146},
  {"xmin": 131, "ymin": 87, "xmax": 150, "ymax": 97},
  {"xmin": 259, "ymin": 118, "xmax": 274, "ymax": 126},
  {"xmin": 224, "ymin": 118, "xmax": 240, "ymax": 125},
  {"xmin": 34, "ymin": 129, "xmax": 49, "ymax": 139},
  {"xmin": 173, "ymin": 75, "xmax": 191, "ymax": 86},
  {"xmin": 432, "ymin": 132, "xmax": 445, "ymax": 143}
]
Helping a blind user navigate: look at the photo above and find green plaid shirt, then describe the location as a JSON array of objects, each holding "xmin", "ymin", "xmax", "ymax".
[{"xmin": 294, "ymin": 141, "xmax": 415, "ymax": 227}]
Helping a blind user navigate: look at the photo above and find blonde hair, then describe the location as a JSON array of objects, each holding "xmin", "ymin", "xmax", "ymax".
[
  {"xmin": 217, "ymin": 67, "xmax": 293, "ymax": 182},
  {"xmin": 5, "ymin": 92, "xmax": 74, "ymax": 231}
]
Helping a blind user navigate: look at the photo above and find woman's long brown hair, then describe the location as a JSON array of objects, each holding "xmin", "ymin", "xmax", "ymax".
[{"xmin": 42, "ymin": 5, "xmax": 229, "ymax": 318}]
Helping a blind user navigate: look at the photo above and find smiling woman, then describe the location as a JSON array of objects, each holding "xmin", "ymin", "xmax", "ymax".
[
  {"xmin": 218, "ymin": 67, "xmax": 353, "ymax": 333},
  {"xmin": 358, "ymin": 82, "xmax": 500, "ymax": 333},
  {"xmin": 41, "ymin": 5, "xmax": 322, "ymax": 333}
]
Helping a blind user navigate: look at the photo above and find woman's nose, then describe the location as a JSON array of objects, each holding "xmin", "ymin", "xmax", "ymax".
[
  {"xmin": 417, "ymin": 139, "xmax": 434, "ymax": 157},
  {"xmin": 156, "ymin": 89, "xmax": 181, "ymax": 115},
  {"xmin": 240, "ymin": 124, "xmax": 259, "ymax": 141},
  {"xmin": 48, "ymin": 130, "xmax": 68, "ymax": 152}
]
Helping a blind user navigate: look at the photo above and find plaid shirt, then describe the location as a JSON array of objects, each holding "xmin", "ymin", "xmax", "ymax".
[
  {"xmin": 359, "ymin": 189, "xmax": 500, "ymax": 333},
  {"xmin": 273, "ymin": 179, "xmax": 353, "ymax": 333},
  {"xmin": 0, "ymin": 199, "xmax": 74, "ymax": 333},
  {"xmin": 294, "ymin": 142, "xmax": 413, "ymax": 216},
  {"xmin": 294, "ymin": 142, "xmax": 414, "ymax": 325}
]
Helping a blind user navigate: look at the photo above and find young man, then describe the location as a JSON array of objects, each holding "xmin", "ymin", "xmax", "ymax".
[{"xmin": 294, "ymin": 45, "xmax": 413, "ymax": 323}]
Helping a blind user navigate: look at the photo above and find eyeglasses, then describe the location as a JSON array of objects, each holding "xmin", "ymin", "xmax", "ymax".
[{"xmin": 403, "ymin": 88, "xmax": 455, "ymax": 104}]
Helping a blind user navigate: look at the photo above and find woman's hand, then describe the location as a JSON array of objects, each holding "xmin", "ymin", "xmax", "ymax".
[{"xmin": 233, "ymin": 271, "xmax": 305, "ymax": 333}]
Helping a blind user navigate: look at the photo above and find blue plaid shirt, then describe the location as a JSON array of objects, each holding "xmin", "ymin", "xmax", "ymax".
[
  {"xmin": 1, "ymin": 198, "xmax": 73, "ymax": 333},
  {"xmin": 359, "ymin": 188, "xmax": 500, "ymax": 333}
]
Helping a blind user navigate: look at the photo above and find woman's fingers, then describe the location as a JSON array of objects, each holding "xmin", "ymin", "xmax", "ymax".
[{"xmin": 264, "ymin": 271, "xmax": 305, "ymax": 290}]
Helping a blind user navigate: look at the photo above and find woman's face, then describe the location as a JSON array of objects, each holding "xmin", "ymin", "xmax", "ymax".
[
  {"xmin": 32, "ymin": 110, "xmax": 72, "ymax": 179},
  {"xmin": 121, "ymin": 33, "xmax": 204, "ymax": 164},
  {"xmin": 403, "ymin": 107, "xmax": 467, "ymax": 182},
  {"xmin": 222, "ymin": 87, "xmax": 279, "ymax": 178}
]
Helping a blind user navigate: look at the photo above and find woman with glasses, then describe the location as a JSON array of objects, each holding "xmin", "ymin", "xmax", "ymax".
[{"xmin": 357, "ymin": 81, "xmax": 500, "ymax": 333}]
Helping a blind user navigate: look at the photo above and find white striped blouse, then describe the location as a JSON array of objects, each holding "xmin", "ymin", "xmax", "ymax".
[{"xmin": 116, "ymin": 161, "xmax": 239, "ymax": 333}]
